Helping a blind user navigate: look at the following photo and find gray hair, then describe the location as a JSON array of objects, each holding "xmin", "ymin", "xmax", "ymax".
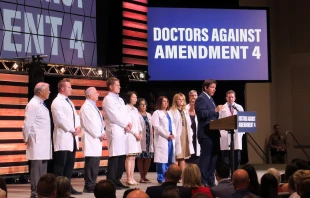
[
  {"xmin": 85, "ymin": 87, "xmax": 96, "ymax": 98},
  {"xmin": 188, "ymin": 90, "xmax": 197, "ymax": 97},
  {"xmin": 34, "ymin": 82, "xmax": 49, "ymax": 95},
  {"xmin": 266, "ymin": 168, "xmax": 281, "ymax": 184}
]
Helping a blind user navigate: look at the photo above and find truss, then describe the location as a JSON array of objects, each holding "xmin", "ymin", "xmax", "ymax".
[{"xmin": 0, "ymin": 59, "xmax": 147, "ymax": 82}]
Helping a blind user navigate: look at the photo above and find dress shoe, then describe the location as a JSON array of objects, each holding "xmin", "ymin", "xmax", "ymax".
[
  {"xmin": 71, "ymin": 188, "xmax": 83, "ymax": 195},
  {"xmin": 111, "ymin": 182, "xmax": 123, "ymax": 190},
  {"xmin": 115, "ymin": 181, "xmax": 130, "ymax": 189},
  {"xmin": 82, "ymin": 188, "xmax": 94, "ymax": 193}
]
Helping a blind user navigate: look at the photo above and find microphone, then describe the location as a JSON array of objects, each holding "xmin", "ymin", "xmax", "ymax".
[{"xmin": 232, "ymin": 105, "xmax": 239, "ymax": 112}]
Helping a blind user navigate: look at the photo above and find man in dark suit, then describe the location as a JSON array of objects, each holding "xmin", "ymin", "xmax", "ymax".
[
  {"xmin": 211, "ymin": 162, "xmax": 235, "ymax": 197},
  {"xmin": 195, "ymin": 79, "xmax": 223, "ymax": 187},
  {"xmin": 145, "ymin": 164, "xmax": 192, "ymax": 198},
  {"xmin": 222, "ymin": 169, "xmax": 260, "ymax": 198}
]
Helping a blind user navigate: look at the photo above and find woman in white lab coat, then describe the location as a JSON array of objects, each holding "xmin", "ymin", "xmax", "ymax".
[
  {"xmin": 125, "ymin": 91, "xmax": 142, "ymax": 185},
  {"xmin": 152, "ymin": 96, "xmax": 176, "ymax": 183},
  {"xmin": 185, "ymin": 97, "xmax": 201, "ymax": 165},
  {"xmin": 169, "ymin": 93, "xmax": 194, "ymax": 172},
  {"xmin": 136, "ymin": 98, "xmax": 154, "ymax": 183}
]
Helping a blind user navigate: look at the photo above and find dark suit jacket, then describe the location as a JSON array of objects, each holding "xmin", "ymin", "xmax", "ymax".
[
  {"xmin": 211, "ymin": 179, "xmax": 235, "ymax": 197},
  {"xmin": 145, "ymin": 181, "xmax": 192, "ymax": 198},
  {"xmin": 222, "ymin": 188, "xmax": 261, "ymax": 198},
  {"xmin": 195, "ymin": 92, "xmax": 219, "ymax": 139}
]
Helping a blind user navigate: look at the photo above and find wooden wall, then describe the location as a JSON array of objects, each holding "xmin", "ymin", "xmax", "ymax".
[
  {"xmin": 0, "ymin": 73, "xmax": 30, "ymax": 175},
  {"xmin": 0, "ymin": 72, "xmax": 109, "ymax": 175},
  {"xmin": 122, "ymin": 0, "xmax": 148, "ymax": 66}
]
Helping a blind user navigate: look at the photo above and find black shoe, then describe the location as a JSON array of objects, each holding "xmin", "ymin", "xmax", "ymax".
[
  {"xmin": 71, "ymin": 188, "xmax": 83, "ymax": 195},
  {"xmin": 82, "ymin": 188, "xmax": 94, "ymax": 193},
  {"xmin": 115, "ymin": 181, "xmax": 130, "ymax": 189},
  {"xmin": 112, "ymin": 182, "xmax": 123, "ymax": 190}
]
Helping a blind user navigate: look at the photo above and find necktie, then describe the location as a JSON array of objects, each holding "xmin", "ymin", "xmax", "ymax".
[
  {"xmin": 210, "ymin": 97, "xmax": 216, "ymax": 107},
  {"xmin": 229, "ymin": 105, "xmax": 234, "ymax": 115},
  {"xmin": 42, "ymin": 102, "xmax": 46, "ymax": 107},
  {"xmin": 65, "ymin": 98, "xmax": 75, "ymax": 127},
  {"xmin": 95, "ymin": 106, "xmax": 104, "ymax": 133}
]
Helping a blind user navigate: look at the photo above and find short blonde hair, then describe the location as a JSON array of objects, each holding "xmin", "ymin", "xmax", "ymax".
[
  {"xmin": 182, "ymin": 164, "xmax": 202, "ymax": 188},
  {"xmin": 294, "ymin": 170, "xmax": 310, "ymax": 195},
  {"xmin": 267, "ymin": 168, "xmax": 281, "ymax": 184},
  {"xmin": 171, "ymin": 93, "xmax": 187, "ymax": 111}
]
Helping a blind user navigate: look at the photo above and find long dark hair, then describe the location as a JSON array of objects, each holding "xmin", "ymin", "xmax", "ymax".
[
  {"xmin": 242, "ymin": 164, "xmax": 260, "ymax": 195},
  {"xmin": 259, "ymin": 173, "xmax": 278, "ymax": 198}
]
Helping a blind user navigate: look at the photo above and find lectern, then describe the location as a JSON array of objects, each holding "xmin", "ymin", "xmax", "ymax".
[{"xmin": 210, "ymin": 112, "xmax": 256, "ymax": 175}]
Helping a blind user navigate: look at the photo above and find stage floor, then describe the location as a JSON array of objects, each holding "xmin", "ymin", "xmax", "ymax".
[{"xmin": 8, "ymin": 172, "xmax": 159, "ymax": 198}]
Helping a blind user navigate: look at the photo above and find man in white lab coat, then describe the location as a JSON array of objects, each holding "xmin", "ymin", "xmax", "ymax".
[
  {"xmin": 23, "ymin": 82, "xmax": 52, "ymax": 198},
  {"xmin": 102, "ymin": 77, "xmax": 131, "ymax": 190},
  {"xmin": 80, "ymin": 87, "xmax": 106, "ymax": 193},
  {"xmin": 219, "ymin": 90, "xmax": 244, "ymax": 172},
  {"xmin": 51, "ymin": 79, "xmax": 82, "ymax": 195}
]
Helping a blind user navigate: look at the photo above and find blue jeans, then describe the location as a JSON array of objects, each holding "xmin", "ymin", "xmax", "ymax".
[{"xmin": 156, "ymin": 140, "xmax": 173, "ymax": 182}]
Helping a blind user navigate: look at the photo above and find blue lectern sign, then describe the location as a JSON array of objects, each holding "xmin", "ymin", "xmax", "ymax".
[{"xmin": 237, "ymin": 112, "xmax": 256, "ymax": 132}]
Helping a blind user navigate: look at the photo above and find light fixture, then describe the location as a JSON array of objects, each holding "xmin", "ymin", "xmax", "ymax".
[
  {"xmin": 12, "ymin": 63, "xmax": 18, "ymax": 69},
  {"xmin": 60, "ymin": 67, "xmax": 66, "ymax": 74},
  {"xmin": 139, "ymin": 72, "xmax": 145, "ymax": 80},
  {"xmin": 97, "ymin": 69, "xmax": 103, "ymax": 75}
]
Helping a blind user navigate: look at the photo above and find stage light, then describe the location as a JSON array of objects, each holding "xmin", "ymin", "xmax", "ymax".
[
  {"xmin": 139, "ymin": 72, "xmax": 145, "ymax": 79},
  {"xmin": 12, "ymin": 63, "xmax": 18, "ymax": 69},
  {"xmin": 60, "ymin": 67, "xmax": 66, "ymax": 74},
  {"xmin": 98, "ymin": 69, "xmax": 103, "ymax": 75}
]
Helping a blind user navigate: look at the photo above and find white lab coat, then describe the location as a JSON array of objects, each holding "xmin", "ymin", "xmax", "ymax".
[
  {"xmin": 126, "ymin": 105, "xmax": 142, "ymax": 154},
  {"xmin": 219, "ymin": 102, "xmax": 245, "ymax": 150},
  {"xmin": 80, "ymin": 100, "xmax": 105, "ymax": 157},
  {"xmin": 102, "ymin": 92, "xmax": 130, "ymax": 157},
  {"xmin": 152, "ymin": 110, "xmax": 176, "ymax": 163},
  {"xmin": 185, "ymin": 105, "xmax": 201, "ymax": 156},
  {"xmin": 51, "ymin": 93, "xmax": 80, "ymax": 152},
  {"xmin": 139, "ymin": 112, "xmax": 154, "ymax": 153},
  {"xmin": 169, "ymin": 109, "xmax": 195, "ymax": 158},
  {"xmin": 22, "ymin": 96, "xmax": 52, "ymax": 160}
]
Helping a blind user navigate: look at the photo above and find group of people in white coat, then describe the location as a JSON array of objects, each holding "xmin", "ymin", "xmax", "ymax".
[
  {"xmin": 22, "ymin": 77, "xmax": 245, "ymax": 196},
  {"xmin": 23, "ymin": 80, "xmax": 106, "ymax": 197}
]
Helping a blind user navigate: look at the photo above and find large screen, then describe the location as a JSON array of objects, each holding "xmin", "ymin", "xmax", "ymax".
[
  {"xmin": 0, "ymin": 0, "xmax": 97, "ymax": 66},
  {"xmin": 148, "ymin": 7, "xmax": 269, "ymax": 81}
]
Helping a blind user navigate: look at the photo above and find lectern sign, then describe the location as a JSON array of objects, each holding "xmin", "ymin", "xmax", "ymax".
[{"xmin": 237, "ymin": 112, "xmax": 256, "ymax": 132}]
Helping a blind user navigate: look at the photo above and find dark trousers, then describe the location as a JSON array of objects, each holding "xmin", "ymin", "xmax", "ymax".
[
  {"xmin": 271, "ymin": 154, "xmax": 286, "ymax": 164},
  {"xmin": 53, "ymin": 150, "xmax": 76, "ymax": 180},
  {"xmin": 30, "ymin": 160, "xmax": 48, "ymax": 198},
  {"xmin": 107, "ymin": 155, "xmax": 126, "ymax": 183},
  {"xmin": 84, "ymin": 157, "xmax": 100, "ymax": 190},
  {"xmin": 222, "ymin": 150, "xmax": 241, "ymax": 173},
  {"xmin": 199, "ymin": 137, "xmax": 220, "ymax": 186}
]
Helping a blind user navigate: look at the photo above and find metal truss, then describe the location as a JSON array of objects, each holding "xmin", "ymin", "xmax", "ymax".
[{"xmin": 0, "ymin": 59, "xmax": 148, "ymax": 82}]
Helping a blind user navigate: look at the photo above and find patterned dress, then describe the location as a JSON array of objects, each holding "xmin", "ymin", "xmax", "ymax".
[{"xmin": 137, "ymin": 115, "xmax": 154, "ymax": 158}]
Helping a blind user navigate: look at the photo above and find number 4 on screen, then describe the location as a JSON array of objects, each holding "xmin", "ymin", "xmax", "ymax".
[{"xmin": 252, "ymin": 46, "xmax": 261, "ymax": 59}]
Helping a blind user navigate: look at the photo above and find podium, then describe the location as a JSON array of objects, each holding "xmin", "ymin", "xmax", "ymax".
[{"xmin": 210, "ymin": 112, "xmax": 256, "ymax": 175}]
